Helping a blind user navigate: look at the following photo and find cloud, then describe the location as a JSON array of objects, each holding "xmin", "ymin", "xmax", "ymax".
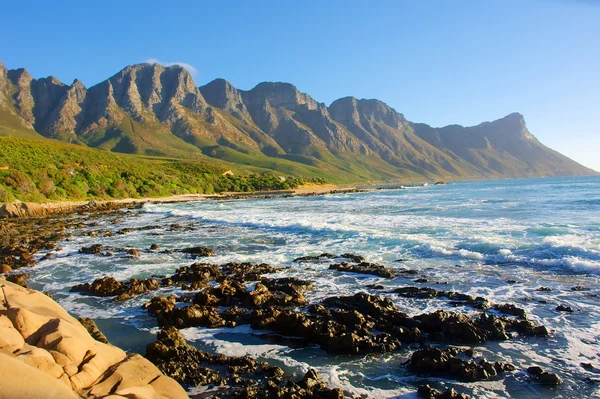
[{"xmin": 144, "ymin": 58, "xmax": 198, "ymax": 76}]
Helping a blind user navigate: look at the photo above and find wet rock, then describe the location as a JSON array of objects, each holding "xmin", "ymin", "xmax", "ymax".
[
  {"xmin": 556, "ymin": 305, "xmax": 574, "ymax": 313},
  {"xmin": 167, "ymin": 262, "xmax": 222, "ymax": 287},
  {"xmin": 493, "ymin": 304, "xmax": 527, "ymax": 318},
  {"xmin": 527, "ymin": 366, "xmax": 563, "ymax": 386},
  {"xmin": 329, "ymin": 262, "xmax": 395, "ymax": 278},
  {"xmin": 293, "ymin": 253, "xmax": 335, "ymax": 262},
  {"xmin": 408, "ymin": 347, "xmax": 515, "ymax": 382},
  {"xmin": 367, "ymin": 284, "xmax": 385, "ymax": 290},
  {"xmin": 393, "ymin": 286, "xmax": 489, "ymax": 310},
  {"xmin": 340, "ymin": 253, "xmax": 366, "ymax": 263},
  {"xmin": 79, "ymin": 244, "xmax": 107, "ymax": 255},
  {"xmin": 78, "ymin": 317, "xmax": 109, "ymax": 343},
  {"xmin": 180, "ymin": 246, "xmax": 216, "ymax": 257},
  {"xmin": 414, "ymin": 278, "xmax": 428, "ymax": 283},
  {"xmin": 71, "ymin": 275, "xmax": 160, "ymax": 301},
  {"xmin": 417, "ymin": 384, "xmax": 470, "ymax": 399},
  {"xmin": 146, "ymin": 327, "xmax": 343, "ymax": 397},
  {"xmin": 150, "ymin": 243, "xmax": 161, "ymax": 250},
  {"xmin": 126, "ymin": 248, "xmax": 141, "ymax": 257},
  {"xmin": 1, "ymin": 264, "xmax": 11, "ymax": 274},
  {"xmin": 222, "ymin": 262, "xmax": 280, "ymax": 281},
  {"xmin": 571, "ymin": 285, "xmax": 589, "ymax": 291},
  {"xmin": 536, "ymin": 287, "xmax": 552, "ymax": 292}
]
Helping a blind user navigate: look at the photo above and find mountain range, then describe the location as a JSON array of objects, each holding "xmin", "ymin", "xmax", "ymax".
[{"xmin": 0, "ymin": 60, "xmax": 595, "ymax": 182}]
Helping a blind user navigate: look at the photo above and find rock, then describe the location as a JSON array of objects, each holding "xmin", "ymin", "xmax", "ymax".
[
  {"xmin": 417, "ymin": 384, "xmax": 470, "ymax": 399},
  {"xmin": 150, "ymin": 243, "xmax": 160, "ymax": 250},
  {"xmin": 556, "ymin": 305, "xmax": 574, "ymax": 312},
  {"xmin": 408, "ymin": 347, "xmax": 514, "ymax": 382},
  {"xmin": 329, "ymin": 262, "xmax": 395, "ymax": 278},
  {"xmin": 527, "ymin": 365, "xmax": 562, "ymax": 386},
  {"xmin": 0, "ymin": 280, "xmax": 186, "ymax": 399},
  {"xmin": 79, "ymin": 244, "xmax": 105, "ymax": 255},
  {"xmin": 6, "ymin": 273, "xmax": 29, "ymax": 288},
  {"xmin": 180, "ymin": 246, "xmax": 216, "ymax": 257},
  {"xmin": 493, "ymin": 303, "xmax": 527, "ymax": 318},
  {"xmin": 0, "ymin": 264, "xmax": 11, "ymax": 274},
  {"xmin": 536, "ymin": 287, "xmax": 552, "ymax": 292},
  {"xmin": 78, "ymin": 317, "xmax": 109, "ymax": 343},
  {"xmin": 293, "ymin": 253, "xmax": 335, "ymax": 262},
  {"xmin": 571, "ymin": 285, "xmax": 589, "ymax": 291},
  {"xmin": 126, "ymin": 248, "xmax": 141, "ymax": 257},
  {"xmin": 146, "ymin": 326, "xmax": 339, "ymax": 397},
  {"xmin": 72, "ymin": 276, "xmax": 160, "ymax": 301}
]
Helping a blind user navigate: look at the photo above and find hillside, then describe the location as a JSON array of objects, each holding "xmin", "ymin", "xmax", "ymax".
[
  {"xmin": 0, "ymin": 60, "xmax": 596, "ymax": 183},
  {"xmin": 0, "ymin": 137, "xmax": 325, "ymax": 203}
]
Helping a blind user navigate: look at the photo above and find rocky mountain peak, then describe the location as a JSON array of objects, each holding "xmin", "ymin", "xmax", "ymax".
[
  {"xmin": 329, "ymin": 97, "xmax": 406, "ymax": 129},
  {"xmin": 7, "ymin": 68, "xmax": 33, "ymax": 86},
  {"xmin": 243, "ymin": 82, "xmax": 318, "ymax": 111},
  {"xmin": 200, "ymin": 78, "xmax": 250, "ymax": 122}
]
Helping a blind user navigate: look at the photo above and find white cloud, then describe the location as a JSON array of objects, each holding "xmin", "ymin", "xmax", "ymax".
[{"xmin": 144, "ymin": 58, "xmax": 198, "ymax": 76}]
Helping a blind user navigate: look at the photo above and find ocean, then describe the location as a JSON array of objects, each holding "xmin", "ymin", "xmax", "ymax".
[{"xmin": 29, "ymin": 176, "xmax": 600, "ymax": 398}]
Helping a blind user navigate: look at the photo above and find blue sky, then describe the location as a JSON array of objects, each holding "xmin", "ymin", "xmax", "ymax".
[{"xmin": 1, "ymin": 0, "xmax": 598, "ymax": 171}]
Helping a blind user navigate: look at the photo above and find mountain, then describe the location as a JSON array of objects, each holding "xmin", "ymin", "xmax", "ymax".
[{"xmin": 0, "ymin": 60, "xmax": 596, "ymax": 182}]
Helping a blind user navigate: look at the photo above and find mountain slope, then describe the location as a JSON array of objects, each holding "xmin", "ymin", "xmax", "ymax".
[{"xmin": 0, "ymin": 60, "xmax": 596, "ymax": 181}]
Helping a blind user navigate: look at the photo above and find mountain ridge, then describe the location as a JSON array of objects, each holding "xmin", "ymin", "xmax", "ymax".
[{"xmin": 0, "ymin": 60, "xmax": 596, "ymax": 182}]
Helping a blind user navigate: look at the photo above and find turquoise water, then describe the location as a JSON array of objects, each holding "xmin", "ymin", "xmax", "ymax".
[{"xmin": 30, "ymin": 176, "xmax": 600, "ymax": 398}]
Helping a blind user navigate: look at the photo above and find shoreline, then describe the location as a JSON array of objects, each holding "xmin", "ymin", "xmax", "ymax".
[{"xmin": 0, "ymin": 183, "xmax": 410, "ymax": 219}]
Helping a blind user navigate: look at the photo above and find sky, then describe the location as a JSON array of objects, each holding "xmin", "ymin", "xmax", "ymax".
[{"xmin": 1, "ymin": 0, "xmax": 599, "ymax": 171}]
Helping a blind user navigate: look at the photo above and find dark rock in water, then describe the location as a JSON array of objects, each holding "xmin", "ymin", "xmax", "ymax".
[
  {"xmin": 145, "ymin": 327, "xmax": 344, "ymax": 398},
  {"xmin": 393, "ymin": 286, "xmax": 490, "ymax": 310},
  {"xmin": 527, "ymin": 365, "xmax": 563, "ymax": 386},
  {"xmin": 72, "ymin": 276, "xmax": 124, "ymax": 296},
  {"xmin": 150, "ymin": 243, "xmax": 160, "ymax": 250},
  {"xmin": 79, "ymin": 244, "xmax": 107, "ymax": 255},
  {"xmin": 536, "ymin": 287, "xmax": 553, "ymax": 292},
  {"xmin": 222, "ymin": 262, "xmax": 280, "ymax": 281},
  {"xmin": 394, "ymin": 259, "xmax": 409, "ymax": 262},
  {"xmin": 367, "ymin": 284, "xmax": 385, "ymax": 290},
  {"xmin": 339, "ymin": 253, "xmax": 367, "ymax": 263},
  {"xmin": 71, "ymin": 275, "xmax": 160, "ymax": 301},
  {"xmin": 408, "ymin": 347, "xmax": 515, "ymax": 382},
  {"xmin": 293, "ymin": 253, "xmax": 335, "ymax": 262},
  {"xmin": 126, "ymin": 248, "xmax": 141, "ymax": 257},
  {"xmin": 414, "ymin": 278, "xmax": 428, "ymax": 283},
  {"xmin": 556, "ymin": 305, "xmax": 574, "ymax": 313},
  {"xmin": 581, "ymin": 362, "xmax": 594, "ymax": 370},
  {"xmin": 399, "ymin": 268, "xmax": 420, "ymax": 275},
  {"xmin": 78, "ymin": 317, "xmax": 108, "ymax": 343},
  {"xmin": 417, "ymin": 384, "xmax": 470, "ymax": 399},
  {"xmin": 572, "ymin": 285, "xmax": 589, "ymax": 291},
  {"xmin": 329, "ymin": 262, "xmax": 395, "ymax": 278},
  {"xmin": 180, "ymin": 246, "xmax": 216, "ymax": 257},
  {"xmin": 493, "ymin": 304, "xmax": 527, "ymax": 318},
  {"xmin": 167, "ymin": 262, "xmax": 222, "ymax": 288}
]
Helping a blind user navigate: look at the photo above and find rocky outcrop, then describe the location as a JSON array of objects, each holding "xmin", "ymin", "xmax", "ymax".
[
  {"xmin": 0, "ymin": 279, "xmax": 188, "ymax": 399},
  {"xmin": 145, "ymin": 326, "xmax": 345, "ymax": 398}
]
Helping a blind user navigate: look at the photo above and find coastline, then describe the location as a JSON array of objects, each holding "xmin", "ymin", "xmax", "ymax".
[{"xmin": 0, "ymin": 183, "xmax": 386, "ymax": 219}]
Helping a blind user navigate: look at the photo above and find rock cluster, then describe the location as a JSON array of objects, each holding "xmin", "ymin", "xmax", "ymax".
[
  {"xmin": 408, "ymin": 347, "xmax": 515, "ymax": 381},
  {"xmin": 145, "ymin": 326, "xmax": 344, "ymax": 398},
  {"xmin": 71, "ymin": 276, "xmax": 160, "ymax": 301}
]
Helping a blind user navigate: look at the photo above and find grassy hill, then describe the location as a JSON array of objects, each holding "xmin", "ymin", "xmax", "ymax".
[{"xmin": 0, "ymin": 137, "xmax": 325, "ymax": 203}]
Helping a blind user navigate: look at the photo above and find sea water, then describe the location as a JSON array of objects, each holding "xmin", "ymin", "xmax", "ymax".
[{"xmin": 28, "ymin": 176, "xmax": 600, "ymax": 398}]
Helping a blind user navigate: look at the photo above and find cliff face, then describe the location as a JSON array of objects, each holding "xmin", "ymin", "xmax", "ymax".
[
  {"xmin": 0, "ymin": 279, "xmax": 188, "ymax": 399},
  {"xmin": 0, "ymin": 60, "xmax": 596, "ymax": 180}
]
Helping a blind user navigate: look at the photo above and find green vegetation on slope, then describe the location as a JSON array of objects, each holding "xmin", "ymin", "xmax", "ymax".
[{"xmin": 0, "ymin": 137, "xmax": 325, "ymax": 203}]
